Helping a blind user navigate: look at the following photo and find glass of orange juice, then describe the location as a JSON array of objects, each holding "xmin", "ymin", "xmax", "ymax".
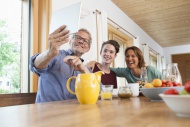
[{"xmin": 101, "ymin": 85, "xmax": 113, "ymax": 100}]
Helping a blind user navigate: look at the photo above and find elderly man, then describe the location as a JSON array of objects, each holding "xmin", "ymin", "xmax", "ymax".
[{"xmin": 30, "ymin": 25, "xmax": 92, "ymax": 103}]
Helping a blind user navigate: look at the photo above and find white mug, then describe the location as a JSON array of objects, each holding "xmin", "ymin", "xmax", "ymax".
[{"xmin": 127, "ymin": 83, "xmax": 139, "ymax": 97}]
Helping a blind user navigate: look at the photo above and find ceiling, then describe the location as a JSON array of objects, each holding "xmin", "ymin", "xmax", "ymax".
[{"xmin": 111, "ymin": 0, "xmax": 190, "ymax": 47}]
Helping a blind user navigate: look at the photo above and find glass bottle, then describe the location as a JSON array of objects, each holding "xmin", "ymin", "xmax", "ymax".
[
  {"xmin": 166, "ymin": 63, "xmax": 182, "ymax": 84},
  {"xmin": 162, "ymin": 69, "xmax": 167, "ymax": 80},
  {"xmin": 139, "ymin": 67, "xmax": 148, "ymax": 87}
]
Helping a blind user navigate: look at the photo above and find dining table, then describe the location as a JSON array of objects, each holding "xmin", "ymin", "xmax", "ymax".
[{"xmin": 0, "ymin": 96, "xmax": 189, "ymax": 127}]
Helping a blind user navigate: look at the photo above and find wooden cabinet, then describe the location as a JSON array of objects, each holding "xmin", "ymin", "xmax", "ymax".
[{"xmin": 172, "ymin": 53, "xmax": 190, "ymax": 84}]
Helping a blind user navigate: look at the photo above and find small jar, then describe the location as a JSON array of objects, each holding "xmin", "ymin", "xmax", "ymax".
[{"xmin": 118, "ymin": 86, "xmax": 133, "ymax": 99}]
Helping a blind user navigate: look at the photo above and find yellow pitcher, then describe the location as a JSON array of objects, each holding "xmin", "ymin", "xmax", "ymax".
[{"xmin": 66, "ymin": 71, "xmax": 104, "ymax": 104}]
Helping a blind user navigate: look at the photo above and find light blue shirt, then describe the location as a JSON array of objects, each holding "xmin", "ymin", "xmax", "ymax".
[
  {"xmin": 110, "ymin": 66, "xmax": 162, "ymax": 83},
  {"xmin": 30, "ymin": 49, "xmax": 87, "ymax": 103}
]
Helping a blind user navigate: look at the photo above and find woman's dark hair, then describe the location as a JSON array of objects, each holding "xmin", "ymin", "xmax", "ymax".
[
  {"xmin": 100, "ymin": 40, "xmax": 120, "ymax": 54},
  {"xmin": 125, "ymin": 46, "xmax": 146, "ymax": 68}
]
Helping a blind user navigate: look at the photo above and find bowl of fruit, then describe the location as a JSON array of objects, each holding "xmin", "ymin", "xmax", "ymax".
[
  {"xmin": 140, "ymin": 79, "xmax": 184, "ymax": 101},
  {"xmin": 159, "ymin": 81, "xmax": 190, "ymax": 117}
]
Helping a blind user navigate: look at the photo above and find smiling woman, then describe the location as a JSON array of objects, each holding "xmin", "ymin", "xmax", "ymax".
[
  {"xmin": 86, "ymin": 40, "xmax": 120, "ymax": 89},
  {"xmin": 110, "ymin": 46, "xmax": 162, "ymax": 84}
]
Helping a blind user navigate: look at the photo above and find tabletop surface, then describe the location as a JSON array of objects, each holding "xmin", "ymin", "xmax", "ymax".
[{"xmin": 0, "ymin": 96, "xmax": 189, "ymax": 127}]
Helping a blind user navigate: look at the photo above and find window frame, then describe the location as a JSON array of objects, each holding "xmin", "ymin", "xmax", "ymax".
[
  {"xmin": 20, "ymin": 0, "xmax": 31, "ymax": 93},
  {"xmin": 0, "ymin": 0, "xmax": 31, "ymax": 94},
  {"xmin": 149, "ymin": 50, "xmax": 157, "ymax": 68}
]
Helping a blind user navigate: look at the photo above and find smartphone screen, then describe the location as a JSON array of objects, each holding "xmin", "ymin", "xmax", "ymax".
[{"xmin": 49, "ymin": 2, "xmax": 82, "ymax": 34}]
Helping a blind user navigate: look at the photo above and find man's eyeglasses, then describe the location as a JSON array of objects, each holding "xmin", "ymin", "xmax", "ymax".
[{"xmin": 72, "ymin": 34, "xmax": 90, "ymax": 45}]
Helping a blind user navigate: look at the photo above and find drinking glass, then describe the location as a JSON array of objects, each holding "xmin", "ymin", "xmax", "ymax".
[
  {"xmin": 139, "ymin": 67, "xmax": 148, "ymax": 87},
  {"xmin": 101, "ymin": 85, "xmax": 113, "ymax": 100}
]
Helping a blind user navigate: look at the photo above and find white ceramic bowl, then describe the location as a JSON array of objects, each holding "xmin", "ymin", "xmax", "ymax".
[
  {"xmin": 159, "ymin": 94, "xmax": 190, "ymax": 117},
  {"xmin": 140, "ymin": 87, "xmax": 184, "ymax": 101}
]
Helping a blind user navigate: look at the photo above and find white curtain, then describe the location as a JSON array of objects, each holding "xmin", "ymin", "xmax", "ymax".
[
  {"xmin": 157, "ymin": 54, "xmax": 162, "ymax": 71},
  {"xmin": 157, "ymin": 55, "xmax": 166, "ymax": 74},
  {"xmin": 142, "ymin": 43, "xmax": 150, "ymax": 66},
  {"xmin": 161, "ymin": 56, "xmax": 166, "ymax": 69},
  {"xmin": 99, "ymin": 10, "xmax": 108, "ymax": 42},
  {"xmin": 133, "ymin": 36, "xmax": 139, "ymax": 48},
  {"xmin": 96, "ymin": 10, "xmax": 108, "ymax": 62}
]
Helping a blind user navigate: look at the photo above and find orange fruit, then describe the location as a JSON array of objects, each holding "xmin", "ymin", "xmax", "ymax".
[
  {"xmin": 152, "ymin": 79, "xmax": 162, "ymax": 87},
  {"xmin": 144, "ymin": 83, "xmax": 154, "ymax": 88}
]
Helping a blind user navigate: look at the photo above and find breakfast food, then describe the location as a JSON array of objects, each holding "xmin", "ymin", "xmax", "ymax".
[
  {"xmin": 184, "ymin": 81, "xmax": 190, "ymax": 93},
  {"xmin": 180, "ymin": 89, "xmax": 190, "ymax": 95},
  {"xmin": 142, "ymin": 78, "xmax": 183, "ymax": 88},
  {"xmin": 161, "ymin": 80, "xmax": 182, "ymax": 87},
  {"xmin": 164, "ymin": 88, "xmax": 179, "ymax": 95},
  {"xmin": 137, "ymin": 81, "xmax": 146, "ymax": 88},
  {"xmin": 144, "ymin": 83, "xmax": 154, "ymax": 88},
  {"xmin": 163, "ymin": 80, "xmax": 190, "ymax": 95},
  {"xmin": 152, "ymin": 79, "xmax": 162, "ymax": 87}
]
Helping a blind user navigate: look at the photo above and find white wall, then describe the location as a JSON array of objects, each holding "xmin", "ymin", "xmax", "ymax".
[
  {"xmin": 52, "ymin": 0, "xmax": 165, "ymax": 64},
  {"xmin": 163, "ymin": 44, "xmax": 190, "ymax": 63}
]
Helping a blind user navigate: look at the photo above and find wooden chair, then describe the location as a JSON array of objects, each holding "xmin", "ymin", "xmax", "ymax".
[{"xmin": 0, "ymin": 93, "xmax": 37, "ymax": 107}]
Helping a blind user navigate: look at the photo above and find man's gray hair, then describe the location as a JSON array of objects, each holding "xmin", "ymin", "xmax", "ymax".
[{"xmin": 78, "ymin": 28, "xmax": 92, "ymax": 46}]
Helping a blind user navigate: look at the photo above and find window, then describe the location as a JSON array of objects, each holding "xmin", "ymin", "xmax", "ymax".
[
  {"xmin": 149, "ymin": 50, "xmax": 157, "ymax": 68},
  {"xmin": 6, "ymin": 82, "xmax": 10, "ymax": 86},
  {"xmin": 108, "ymin": 24, "xmax": 133, "ymax": 86},
  {"xmin": 0, "ymin": 0, "xmax": 30, "ymax": 93}
]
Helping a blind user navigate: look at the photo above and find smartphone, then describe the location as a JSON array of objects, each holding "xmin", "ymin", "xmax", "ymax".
[{"xmin": 49, "ymin": 2, "xmax": 82, "ymax": 34}]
